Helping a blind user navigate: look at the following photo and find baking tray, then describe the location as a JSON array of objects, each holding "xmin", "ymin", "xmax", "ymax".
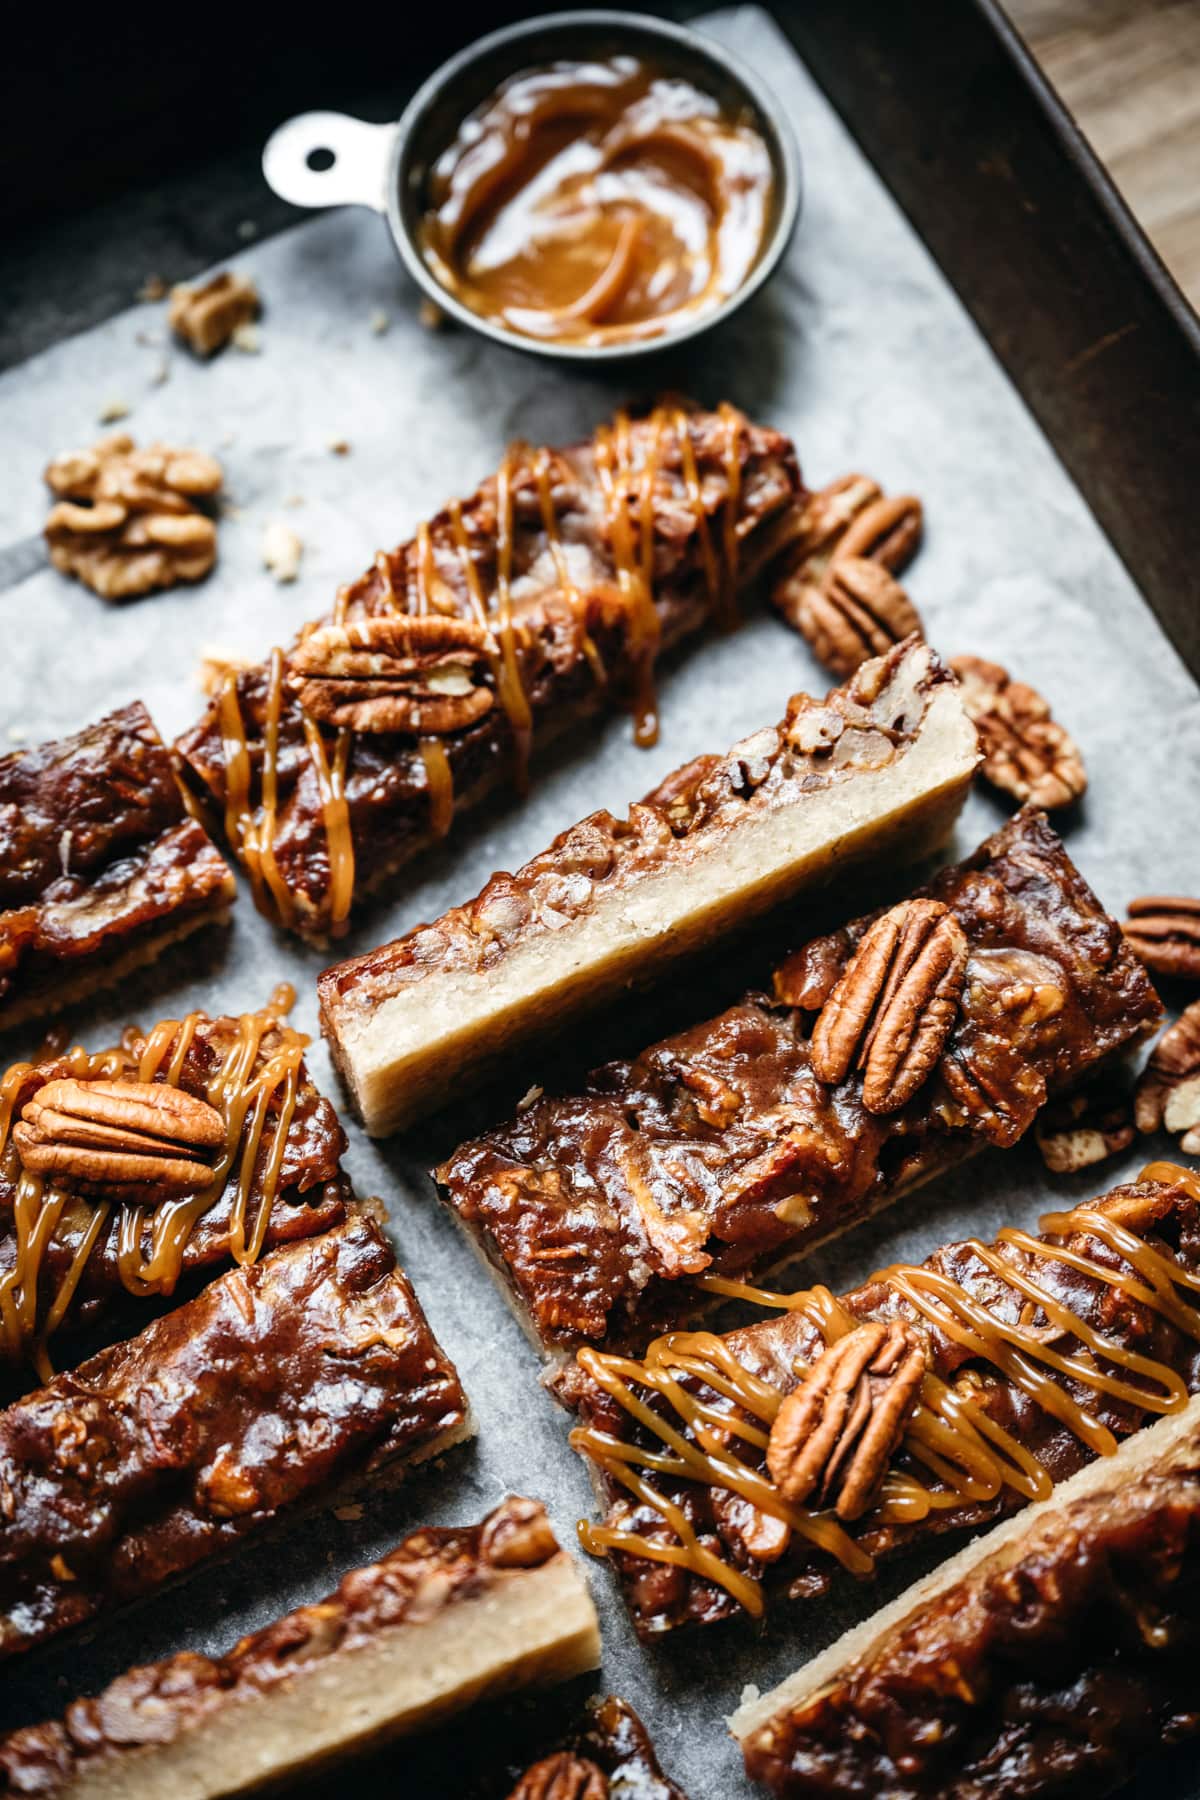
[{"xmin": 2, "ymin": 6, "xmax": 1199, "ymax": 1797}]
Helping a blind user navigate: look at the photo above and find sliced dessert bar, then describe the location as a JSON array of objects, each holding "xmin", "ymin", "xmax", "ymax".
[
  {"xmin": 174, "ymin": 404, "xmax": 814, "ymax": 940},
  {"xmin": 323, "ymin": 639, "xmax": 977, "ymax": 1135},
  {"xmin": 0, "ymin": 1215, "xmax": 470, "ymax": 1661},
  {"xmin": 0, "ymin": 991, "xmax": 350, "ymax": 1381},
  {"xmin": 0, "ymin": 1498, "xmax": 595, "ymax": 1798},
  {"xmin": 0, "ymin": 704, "xmax": 235, "ymax": 1031},
  {"xmin": 565, "ymin": 1162, "xmax": 1200, "ymax": 1636},
  {"xmin": 733, "ymin": 1394, "xmax": 1200, "ymax": 1799},
  {"xmin": 438, "ymin": 810, "xmax": 1160, "ymax": 1355}
]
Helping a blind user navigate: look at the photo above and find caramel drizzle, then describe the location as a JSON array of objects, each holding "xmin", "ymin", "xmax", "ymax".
[
  {"xmin": 0, "ymin": 985, "xmax": 304, "ymax": 1379},
  {"xmin": 216, "ymin": 407, "xmax": 748, "ymax": 925},
  {"xmin": 572, "ymin": 1166, "xmax": 1200, "ymax": 1617}
]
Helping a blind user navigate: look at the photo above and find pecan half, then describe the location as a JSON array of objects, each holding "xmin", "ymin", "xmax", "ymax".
[
  {"xmin": 287, "ymin": 614, "xmax": 498, "ymax": 735},
  {"xmin": 507, "ymin": 1754, "xmax": 608, "ymax": 1800},
  {"xmin": 771, "ymin": 479, "xmax": 923, "ymax": 643},
  {"xmin": 13, "ymin": 1078, "xmax": 225, "ymax": 1194},
  {"xmin": 168, "ymin": 270, "xmax": 261, "ymax": 356},
  {"xmin": 783, "ymin": 558, "xmax": 925, "ymax": 678},
  {"xmin": 1123, "ymin": 896, "xmax": 1200, "ymax": 982},
  {"xmin": 766, "ymin": 1320, "xmax": 925, "ymax": 1520},
  {"xmin": 1136, "ymin": 1001, "xmax": 1200, "ymax": 1154},
  {"xmin": 44, "ymin": 434, "xmax": 222, "ymax": 601},
  {"xmin": 949, "ymin": 655, "xmax": 1086, "ymax": 810},
  {"xmin": 1034, "ymin": 1087, "xmax": 1136, "ymax": 1174},
  {"xmin": 810, "ymin": 899, "xmax": 968, "ymax": 1113}
]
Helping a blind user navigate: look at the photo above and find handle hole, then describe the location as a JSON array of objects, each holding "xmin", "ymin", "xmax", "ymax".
[{"xmin": 306, "ymin": 146, "xmax": 336, "ymax": 172}]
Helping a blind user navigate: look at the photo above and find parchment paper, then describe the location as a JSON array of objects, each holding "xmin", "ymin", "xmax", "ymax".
[{"xmin": 1, "ymin": 9, "xmax": 1199, "ymax": 1795}]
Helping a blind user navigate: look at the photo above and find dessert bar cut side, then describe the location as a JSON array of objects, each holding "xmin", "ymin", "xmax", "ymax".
[
  {"xmin": 0, "ymin": 992, "xmax": 351, "ymax": 1381},
  {"xmin": 502, "ymin": 1696, "xmax": 690, "ymax": 1800},
  {"xmin": 566, "ymin": 1163, "xmax": 1200, "ymax": 1637},
  {"xmin": 0, "ymin": 704, "xmax": 235, "ymax": 1031},
  {"xmin": 733, "ymin": 1394, "xmax": 1200, "ymax": 1799},
  {"xmin": 0, "ymin": 1214, "xmax": 469, "ymax": 1661},
  {"xmin": 0, "ymin": 1498, "xmax": 596, "ymax": 1800},
  {"xmin": 322, "ymin": 639, "xmax": 978, "ymax": 1136},
  {"xmin": 438, "ymin": 809, "xmax": 1161, "ymax": 1355},
  {"xmin": 174, "ymin": 404, "xmax": 815, "ymax": 941}
]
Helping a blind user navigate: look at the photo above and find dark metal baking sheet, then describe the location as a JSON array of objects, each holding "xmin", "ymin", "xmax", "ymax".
[{"xmin": 1, "ymin": 7, "xmax": 1199, "ymax": 1796}]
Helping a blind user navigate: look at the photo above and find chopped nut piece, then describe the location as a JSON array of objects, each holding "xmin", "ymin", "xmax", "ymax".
[
  {"xmin": 507, "ymin": 1753, "xmax": 608, "ymax": 1800},
  {"xmin": 232, "ymin": 321, "xmax": 262, "ymax": 353},
  {"xmin": 1034, "ymin": 1087, "xmax": 1136, "ymax": 1173},
  {"xmin": 198, "ymin": 645, "xmax": 256, "ymax": 696},
  {"xmin": 783, "ymin": 558, "xmax": 924, "ymax": 678},
  {"xmin": 766, "ymin": 1321, "xmax": 925, "ymax": 1520},
  {"xmin": 97, "ymin": 398, "xmax": 130, "ymax": 424},
  {"xmin": 950, "ymin": 654, "xmax": 1086, "ymax": 810},
  {"xmin": 810, "ymin": 898, "xmax": 968, "ymax": 1113},
  {"xmin": 1136, "ymin": 1001, "xmax": 1200, "ymax": 1154},
  {"xmin": 287, "ymin": 614, "xmax": 498, "ymax": 736},
  {"xmin": 168, "ymin": 270, "xmax": 261, "ymax": 356},
  {"xmin": 369, "ymin": 308, "xmax": 390, "ymax": 335},
  {"xmin": 138, "ymin": 274, "xmax": 166, "ymax": 302},
  {"xmin": 419, "ymin": 298, "xmax": 446, "ymax": 331},
  {"xmin": 13, "ymin": 1077, "xmax": 225, "ymax": 1196},
  {"xmin": 1123, "ymin": 895, "xmax": 1200, "ymax": 982},
  {"xmin": 262, "ymin": 521, "xmax": 304, "ymax": 584},
  {"xmin": 328, "ymin": 438, "xmax": 351, "ymax": 455},
  {"xmin": 44, "ymin": 432, "xmax": 222, "ymax": 600}
]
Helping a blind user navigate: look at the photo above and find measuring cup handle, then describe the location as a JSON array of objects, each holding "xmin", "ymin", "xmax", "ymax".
[{"xmin": 262, "ymin": 112, "xmax": 396, "ymax": 213}]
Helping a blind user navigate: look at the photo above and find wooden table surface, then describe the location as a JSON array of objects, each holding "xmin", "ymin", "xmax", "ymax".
[{"xmin": 1007, "ymin": 0, "xmax": 1200, "ymax": 310}]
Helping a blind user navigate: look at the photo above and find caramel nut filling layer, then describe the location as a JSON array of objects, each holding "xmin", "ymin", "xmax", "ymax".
[
  {"xmin": 0, "ymin": 1215, "xmax": 469, "ymax": 1662},
  {"xmin": 566, "ymin": 1164, "xmax": 1200, "ymax": 1637},
  {"xmin": 322, "ymin": 639, "xmax": 977, "ymax": 1135},
  {"xmin": 0, "ymin": 703, "xmax": 235, "ymax": 1032},
  {"xmin": 0, "ymin": 988, "xmax": 349, "ymax": 1382},
  {"xmin": 174, "ymin": 404, "xmax": 811, "ymax": 939},
  {"xmin": 437, "ymin": 809, "xmax": 1161, "ymax": 1354}
]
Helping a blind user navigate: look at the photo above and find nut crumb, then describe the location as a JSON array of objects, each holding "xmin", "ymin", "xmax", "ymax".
[
  {"xmin": 419, "ymin": 298, "xmax": 446, "ymax": 331},
  {"xmin": 169, "ymin": 271, "xmax": 261, "ymax": 357},
  {"xmin": 327, "ymin": 439, "xmax": 351, "ymax": 456},
  {"xmin": 7, "ymin": 726, "xmax": 27, "ymax": 743},
  {"xmin": 138, "ymin": 275, "xmax": 166, "ymax": 303},
  {"xmin": 151, "ymin": 358, "xmax": 170, "ymax": 388},
  {"xmin": 517, "ymin": 1085, "xmax": 543, "ymax": 1111},
  {"xmin": 283, "ymin": 494, "xmax": 305, "ymax": 509},
  {"xmin": 198, "ymin": 646, "xmax": 255, "ymax": 696},
  {"xmin": 332, "ymin": 1503, "xmax": 364, "ymax": 1522},
  {"xmin": 97, "ymin": 399, "xmax": 130, "ymax": 424},
  {"xmin": 369, "ymin": 309, "xmax": 390, "ymax": 335},
  {"xmin": 231, "ymin": 320, "xmax": 262, "ymax": 354},
  {"xmin": 262, "ymin": 521, "xmax": 303, "ymax": 584}
]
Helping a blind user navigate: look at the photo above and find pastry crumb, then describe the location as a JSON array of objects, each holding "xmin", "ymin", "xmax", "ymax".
[
  {"xmin": 369, "ymin": 308, "xmax": 390, "ymax": 335},
  {"xmin": 262, "ymin": 521, "xmax": 303, "ymax": 584},
  {"xmin": 231, "ymin": 320, "xmax": 262, "ymax": 354},
  {"xmin": 283, "ymin": 494, "xmax": 305, "ymax": 509},
  {"xmin": 328, "ymin": 438, "xmax": 351, "ymax": 456},
  {"xmin": 7, "ymin": 725, "xmax": 28, "ymax": 743},
  {"xmin": 97, "ymin": 398, "xmax": 130, "ymax": 424}
]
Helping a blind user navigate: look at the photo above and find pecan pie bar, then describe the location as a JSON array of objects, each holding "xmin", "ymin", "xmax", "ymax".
[
  {"xmin": 565, "ymin": 1162, "xmax": 1200, "ymax": 1637},
  {"xmin": 0, "ymin": 1214, "xmax": 470, "ymax": 1661},
  {"xmin": 174, "ymin": 404, "xmax": 821, "ymax": 941},
  {"xmin": 438, "ymin": 809, "xmax": 1161, "ymax": 1355},
  {"xmin": 0, "ymin": 991, "xmax": 351, "ymax": 1382},
  {"xmin": 502, "ymin": 1697, "xmax": 689, "ymax": 1800},
  {"xmin": 0, "ymin": 1498, "xmax": 596, "ymax": 1798},
  {"xmin": 323, "ymin": 639, "xmax": 978, "ymax": 1135},
  {"xmin": 0, "ymin": 704, "xmax": 235, "ymax": 1032},
  {"xmin": 733, "ymin": 1393, "xmax": 1200, "ymax": 1798}
]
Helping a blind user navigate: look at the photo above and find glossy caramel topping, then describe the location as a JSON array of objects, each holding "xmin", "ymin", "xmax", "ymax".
[
  {"xmin": 419, "ymin": 56, "xmax": 775, "ymax": 346},
  {"xmin": 0, "ymin": 986, "xmax": 306, "ymax": 1376},
  {"xmin": 571, "ymin": 1166, "xmax": 1200, "ymax": 1619}
]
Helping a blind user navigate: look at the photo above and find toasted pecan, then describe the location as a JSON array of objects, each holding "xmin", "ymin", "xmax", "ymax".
[
  {"xmin": 507, "ymin": 1753, "xmax": 608, "ymax": 1800},
  {"xmin": 950, "ymin": 654, "xmax": 1086, "ymax": 811},
  {"xmin": 13, "ymin": 1077, "xmax": 225, "ymax": 1194},
  {"xmin": 287, "ymin": 614, "xmax": 498, "ymax": 735},
  {"xmin": 1123, "ymin": 896, "xmax": 1200, "ymax": 983}
]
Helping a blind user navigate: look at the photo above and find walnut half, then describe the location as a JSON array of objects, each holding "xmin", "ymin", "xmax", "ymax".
[{"xmin": 44, "ymin": 433, "xmax": 222, "ymax": 601}]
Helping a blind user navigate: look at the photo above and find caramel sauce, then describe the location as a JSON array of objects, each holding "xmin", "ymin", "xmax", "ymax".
[
  {"xmin": 0, "ymin": 985, "xmax": 304, "ymax": 1378},
  {"xmin": 418, "ymin": 56, "xmax": 775, "ymax": 347},
  {"xmin": 572, "ymin": 1167, "xmax": 1200, "ymax": 1617}
]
